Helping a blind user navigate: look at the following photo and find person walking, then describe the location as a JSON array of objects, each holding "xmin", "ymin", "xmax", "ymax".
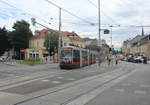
[
  {"xmin": 115, "ymin": 55, "xmax": 118, "ymax": 65},
  {"xmin": 107, "ymin": 56, "xmax": 111, "ymax": 66}
]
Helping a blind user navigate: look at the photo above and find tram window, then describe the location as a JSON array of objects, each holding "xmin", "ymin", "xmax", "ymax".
[
  {"xmin": 73, "ymin": 50, "xmax": 80, "ymax": 62},
  {"xmin": 82, "ymin": 51, "xmax": 87, "ymax": 61}
]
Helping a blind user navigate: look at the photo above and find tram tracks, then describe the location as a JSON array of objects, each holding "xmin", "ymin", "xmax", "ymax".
[
  {"xmin": 10, "ymin": 64, "xmax": 135, "ymax": 105},
  {"xmin": 0, "ymin": 63, "xmax": 100, "ymax": 90}
]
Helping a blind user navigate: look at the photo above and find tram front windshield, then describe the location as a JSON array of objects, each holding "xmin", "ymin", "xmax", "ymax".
[{"xmin": 61, "ymin": 48, "xmax": 72, "ymax": 61}]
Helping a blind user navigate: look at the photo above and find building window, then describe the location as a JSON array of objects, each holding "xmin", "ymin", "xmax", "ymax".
[
  {"xmin": 64, "ymin": 43, "xmax": 67, "ymax": 46},
  {"xmin": 36, "ymin": 54, "xmax": 39, "ymax": 58},
  {"xmin": 29, "ymin": 53, "xmax": 32, "ymax": 58}
]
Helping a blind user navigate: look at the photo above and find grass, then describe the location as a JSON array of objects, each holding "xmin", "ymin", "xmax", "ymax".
[{"xmin": 20, "ymin": 60, "xmax": 41, "ymax": 65}]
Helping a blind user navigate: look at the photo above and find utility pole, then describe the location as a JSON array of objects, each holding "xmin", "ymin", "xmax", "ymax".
[
  {"xmin": 110, "ymin": 26, "xmax": 113, "ymax": 48},
  {"xmin": 58, "ymin": 8, "xmax": 62, "ymax": 63},
  {"xmin": 98, "ymin": 0, "xmax": 101, "ymax": 66},
  {"xmin": 98, "ymin": 0, "xmax": 101, "ymax": 46}
]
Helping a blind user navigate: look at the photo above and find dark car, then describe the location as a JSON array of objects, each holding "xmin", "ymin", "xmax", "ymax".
[{"xmin": 127, "ymin": 55, "xmax": 134, "ymax": 62}]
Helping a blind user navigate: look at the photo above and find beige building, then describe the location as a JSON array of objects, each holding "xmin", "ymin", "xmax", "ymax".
[
  {"xmin": 122, "ymin": 35, "xmax": 150, "ymax": 59},
  {"xmin": 25, "ymin": 29, "xmax": 85, "ymax": 59}
]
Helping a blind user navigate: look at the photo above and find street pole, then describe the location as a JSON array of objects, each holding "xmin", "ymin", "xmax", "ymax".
[
  {"xmin": 58, "ymin": 8, "xmax": 62, "ymax": 63},
  {"xmin": 98, "ymin": 0, "xmax": 101, "ymax": 66},
  {"xmin": 110, "ymin": 26, "xmax": 113, "ymax": 48},
  {"xmin": 49, "ymin": 33, "xmax": 50, "ymax": 59}
]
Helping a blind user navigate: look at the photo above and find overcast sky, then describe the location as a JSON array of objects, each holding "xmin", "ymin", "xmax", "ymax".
[{"xmin": 0, "ymin": 0, "xmax": 150, "ymax": 49}]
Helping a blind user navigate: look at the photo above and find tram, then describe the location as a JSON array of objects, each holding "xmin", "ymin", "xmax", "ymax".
[{"xmin": 60, "ymin": 46, "xmax": 98, "ymax": 69}]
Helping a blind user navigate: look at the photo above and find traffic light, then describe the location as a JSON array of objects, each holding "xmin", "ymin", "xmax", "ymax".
[{"xmin": 104, "ymin": 29, "xmax": 110, "ymax": 34}]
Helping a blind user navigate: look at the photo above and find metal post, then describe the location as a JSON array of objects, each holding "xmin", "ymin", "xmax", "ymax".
[
  {"xmin": 58, "ymin": 8, "xmax": 62, "ymax": 63},
  {"xmin": 48, "ymin": 34, "xmax": 51, "ymax": 62},
  {"xmin": 98, "ymin": 0, "xmax": 101, "ymax": 46},
  {"xmin": 110, "ymin": 26, "xmax": 112, "ymax": 48},
  {"xmin": 98, "ymin": 0, "xmax": 101, "ymax": 66}
]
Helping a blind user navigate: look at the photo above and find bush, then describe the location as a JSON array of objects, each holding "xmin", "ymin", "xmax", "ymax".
[{"xmin": 20, "ymin": 59, "xmax": 40, "ymax": 65}]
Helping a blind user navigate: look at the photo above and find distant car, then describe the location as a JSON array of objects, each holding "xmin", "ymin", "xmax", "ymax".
[
  {"xmin": 0, "ymin": 56, "xmax": 8, "ymax": 62},
  {"xmin": 118, "ymin": 54, "xmax": 125, "ymax": 60},
  {"xmin": 127, "ymin": 55, "xmax": 134, "ymax": 62},
  {"xmin": 134, "ymin": 56, "xmax": 144, "ymax": 63},
  {"xmin": 121, "ymin": 57, "xmax": 127, "ymax": 61},
  {"xmin": 0, "ymin": 57, "xmax": 3, "ymax": 62}
]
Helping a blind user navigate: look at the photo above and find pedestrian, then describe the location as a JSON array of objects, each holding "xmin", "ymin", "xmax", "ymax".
[
  {"xmin": 45, "ymin": 57, "xmax": 48, "ymax": 64},
  {"xmin": 115, "ymin": 55, "xmax": 118, "ymax": 65},
  {"xmin": 107, "ymin": 56, "xmax": 111, "ymax": 66},
  {"xmin": 98, "ymin": 57, "xmax": 101, "ymax": 66}
]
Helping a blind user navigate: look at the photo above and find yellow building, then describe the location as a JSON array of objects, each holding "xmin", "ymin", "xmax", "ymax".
[{"xmin": 25, "ymin": 29, "xmax": 85, "ymax": 59}]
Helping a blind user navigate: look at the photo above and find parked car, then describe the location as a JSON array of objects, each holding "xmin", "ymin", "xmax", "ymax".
[
  {"xmin": 0, "ymin": 56, "xmax": 8, "ymax": 62},
  {"xmin": 127, "ymin": 55, "xmax": 134, "ymax": 62},
  {"xmin": 121, "ymin": 57, "xmax": 127, "ymax": 61},
  {"xmin": 134, "ymin": 56, "xmax": 144, "ymax": 63}
]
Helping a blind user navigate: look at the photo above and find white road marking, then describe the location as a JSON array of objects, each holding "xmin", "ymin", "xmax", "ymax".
[
  {"xmin": 41, "ymin": 79, "xmax": 49, "ymax": 82},
  {"xmin": 68, "ymin": 78, "xmax": 75, "ymax": 81},
  {"xmin": 140, "ymin": 84, "xmax": 149, "ymax": 88},
  {"xmin": 134, "ymin": 90, "xmax": 147, "ymax": 95},
  {"xmin": 113, "ymin": 88, "xmax": 125, "ymax": 92},
  {"xmin": 7, "ymin": 74, "xmax": 14, "ymax": 76},
  {"xmin": 52, "ymin": 81, "xmax": 61, "ymax": 84},
  {"xmin": 57, "ymin": 77, "xmax": 64, "ymax": 79}
]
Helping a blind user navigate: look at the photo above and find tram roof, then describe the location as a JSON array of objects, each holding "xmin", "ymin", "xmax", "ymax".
[{"xmin": 62, "ymin": 46, "xmax": 81, "ymax": 50}]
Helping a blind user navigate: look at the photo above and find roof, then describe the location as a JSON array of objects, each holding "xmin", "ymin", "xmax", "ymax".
[{"xmin": 31, "ymin": 29, "xmax": 84, "ymax": 41}]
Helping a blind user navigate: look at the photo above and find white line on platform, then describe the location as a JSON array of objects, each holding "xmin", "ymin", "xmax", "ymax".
[
  {"xmin": 52, "ymin": 81, "xmax": 62, "ymax": 84},
  {"xmin": 139, "ymin": 84, "xmax": 149, "ymax": 88},
  {"xmin": 67, "ymin": 78, "xmax": 75, "ymax": 81},
  {"xmin": 134, "ymin": 90, "xmax": 147, "ymax": 95},
  {"xmin": 41, "ymin": 79, "xmax": 49, "ymax": 82}
]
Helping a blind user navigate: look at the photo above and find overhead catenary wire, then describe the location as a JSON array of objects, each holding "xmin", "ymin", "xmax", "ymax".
[
  {"xmin": 45, "ymin": 0, "xmax": 96, "ymax": 26},
  {"xmin": 0, "ymin": 0, "xmax": 58, "ymax": 28},
  {"xmin": 0, "ymin": 11, "xmax": 11, "ymax": 17},
  {"xmin": 87, "ymin": 0, "xmax": 118, "ymax": 26}
]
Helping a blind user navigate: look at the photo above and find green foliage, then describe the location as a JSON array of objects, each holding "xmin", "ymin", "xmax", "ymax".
[
  {"xmin": 44, "ymin": 31, "xmax": 59, "ymax": 56},
  {"xmin": 9, "ymin": 20, "xmax": 33, "ymax": 58},
  {"xmin": 0, "ymin": 27, "xmax": 10, "ymax": 56},
  {"xmin": 20, "ymin": 59, "xmax": 40, "ymax": 65}
]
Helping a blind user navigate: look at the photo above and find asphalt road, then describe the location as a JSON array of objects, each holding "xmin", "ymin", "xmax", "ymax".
[
  {"xmin": 86, "ymin": 63, "xmax": 150, "ymax": 105},
  {"xmin": 0, "ymin": 61, "xmax": 119, "ymax": 94},
  {"xmin": 0, "ymin": 61, "xmax": 148, "ymax": 105}
]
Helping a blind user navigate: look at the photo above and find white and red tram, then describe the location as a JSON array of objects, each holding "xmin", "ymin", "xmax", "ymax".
[{"xmin": 60, "ymin": 46, "xmax": 98, "ymax": 69}]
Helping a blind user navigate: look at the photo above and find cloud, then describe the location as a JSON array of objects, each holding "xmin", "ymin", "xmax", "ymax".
[{"xmin": 1, "ymin": 0, "xmax": 150, "ymax": 49}]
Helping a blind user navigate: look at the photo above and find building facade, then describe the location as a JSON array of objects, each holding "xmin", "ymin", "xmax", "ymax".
[
  {"xmin": 25, "ymin": 29, "xmax": 85, "ymax": 59},
  {"xmin": 122, "ymin": 35, "xmax": 150, "ymax": 59}
]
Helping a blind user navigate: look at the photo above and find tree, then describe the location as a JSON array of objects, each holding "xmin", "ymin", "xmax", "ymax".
[
  {"xmin": 44, "ymin": 31, "xmax": 59, "ymax": 56},
  {"xmin": 0, "ymin": 27, "xmax": 10, "ymax": 56},
  {"xmin": 9, "ymin": 20, "xmax": 33, "ymax": 58}
]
